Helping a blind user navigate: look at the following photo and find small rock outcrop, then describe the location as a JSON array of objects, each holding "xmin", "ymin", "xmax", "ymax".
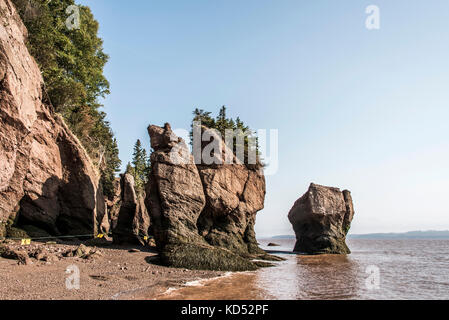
[
  {"xmin": 0, "ymin": 0, "xmax": 106, "ymax": 238},
  {"xmin": 112, "ymin": 174, "xmax": 150, "ymax": 245},
  {"xmin": 0, "ymin": 244, "xmax": 31, "ymax": 265},
  {"xmin": 145, "ymin": 124, "xmax": 272, "ymax": 271},
  {"xmin": 288, "ymin": 183, "xmax": 355, "ymax": 254}
]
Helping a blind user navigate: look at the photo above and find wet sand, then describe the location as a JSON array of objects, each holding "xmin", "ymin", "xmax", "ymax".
[{"xmin": 154, "ymin": 271, "xmax": 272, "ymax": 300}]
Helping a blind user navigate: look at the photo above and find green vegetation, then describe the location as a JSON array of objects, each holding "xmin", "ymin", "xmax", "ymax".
[
  {"xmin": 126, "ymin": 140, "xmax": 151, "ymax": 194},
  {"xmin": 190, "ymin": 106, "xmax": 261, "ymax": 166},
  {"xmin": 12, "ymin": 0, "xmax": 121, "ymax": 196}
]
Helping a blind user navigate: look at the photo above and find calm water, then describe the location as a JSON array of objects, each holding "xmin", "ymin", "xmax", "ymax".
[{"xmin": 159, "ymin": 239, "xmax": 449, "ymax": 300}]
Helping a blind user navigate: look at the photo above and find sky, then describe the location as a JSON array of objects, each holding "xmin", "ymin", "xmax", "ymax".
[{"xmin": 78, "ymin": 0, "xmax": 449, "ymax": 237}]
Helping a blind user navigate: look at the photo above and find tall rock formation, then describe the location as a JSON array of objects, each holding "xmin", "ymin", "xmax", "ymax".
[
  {"xmin": 196, "ymin": 128, "xmax": 266, "ymax": 255},
  {"xmin": 145, "ymin": 124, "xmax": 273, "ymax": 271},
  {"xmin": 288, "ymin": 183, "xmax": 355, "ymax": 254},
  {"xmin": 0, "ymin": 0, "xmax": 106, "ymax": 238},
  {"xmin": 105, "ymin": 177, "xmax": 122, "ymax": 231},
  {"xmin": 112, "ymin": 173, "xmax": 150, "ymax": 245}
]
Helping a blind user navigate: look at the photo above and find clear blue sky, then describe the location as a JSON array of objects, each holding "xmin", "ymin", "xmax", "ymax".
[{"xmin": 78, "ymin": 0, "xmax": 449, "ymax": 236}]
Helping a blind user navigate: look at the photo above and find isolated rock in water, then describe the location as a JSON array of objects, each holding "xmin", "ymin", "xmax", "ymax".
[
  {"xmin": 0, "ymin": 0, "xmax": 106, "ymax": 237},
  {"xmin": 145, "ymin": 124, "xmax": 269, "ymax": 271},
  {"xmin": 196, "ymin": 128, "xmax": 266, "ymax": 255},
  {"xmin": 112, "ymin": 173, "xmax": 150, "ymax": 245},
  {"xmin": 288, "ymin": 183, "xmax": 355, "ymax": 254}
]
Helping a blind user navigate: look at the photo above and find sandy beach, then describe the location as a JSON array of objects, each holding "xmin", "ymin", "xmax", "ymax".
[{"xmin": 0, "ymin": 239, "xmax": 222, "ymax": 300}]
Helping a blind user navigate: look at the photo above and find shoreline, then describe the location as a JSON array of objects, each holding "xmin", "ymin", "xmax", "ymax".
[
  {"xmin": 153, "ymin": 271, "xmax": 265, "ymax": 300},
  {"xmin": 152, "ymin": 271, "xmax": 237, "ymax": 300}
]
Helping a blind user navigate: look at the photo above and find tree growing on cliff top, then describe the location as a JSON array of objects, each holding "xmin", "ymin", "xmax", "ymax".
[
  {"xmin": 190, "ymin": 106, "xmax": 260, "ymax": 166},
  {"xmin": 12, "ymin": 0, "xmax": 121, "ymax": 196}
]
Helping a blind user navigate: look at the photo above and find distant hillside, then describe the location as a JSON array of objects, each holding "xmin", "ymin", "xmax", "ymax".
[
  {"xmin": 349, "ymin": 231, "xmax": 449, "ymax": 239},
  {"xmin": 271, "ymin": 235, "xmax": 295, "ymax": 239},
  {"xmin": 270, "ymin": 231, "xmax": 449, "ymax": 240}
]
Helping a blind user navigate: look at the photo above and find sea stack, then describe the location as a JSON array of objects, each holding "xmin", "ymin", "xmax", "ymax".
[
  {"xmin": 112, "ymin": 173, "xmax": 150, "ymax": 245},
  {"xmin": 288, "ymin": 183, "xmax": 355, "ymax": 254},
  {"xmin": 145, "ymin": 123, "xmax": 276, "ymax": 271}
]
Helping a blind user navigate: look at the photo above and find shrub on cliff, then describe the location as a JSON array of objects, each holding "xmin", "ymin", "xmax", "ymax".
[
  {"xmin": 12, "ymin": 0, "xmax": 120, "ymax": 196},
  {"xmin": 123, "ymin": 140, "xmax": 151, "ymax": 195}
]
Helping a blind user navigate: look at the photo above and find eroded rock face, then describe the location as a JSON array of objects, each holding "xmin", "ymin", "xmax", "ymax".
[
  {"xmin": 288, "ymin": 183, "xmax": 355, "ymax": 254},
  {"xmin": 145, "ymin": 124, "xmax": 270, "ymax": 271},
  {"xmin": 105, "ymin": 177, "xmax": 121, "ymax": 231},
  {"xmin": 0, "ymin": 0, "xmax": 106, "ymax": 237},
  {"xmin": 145, "ymin": 123, "xmax": 206, "ymax": 248},
  {"xmin": 196, "ymin": 130, "xmax": 266, "ymax": 255},
  {"xmin": 112, "ymin": 173, "xmax": 150, "ymax": 245}
]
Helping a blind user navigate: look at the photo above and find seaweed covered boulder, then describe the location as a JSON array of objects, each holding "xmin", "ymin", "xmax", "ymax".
[
  {"xmin": 0, "ymin": 0, "xmax": 106, "ymax": 238},
  {"xmin": 288, "ymin": 183, "xmax": 355, "ymax": 254},
  {"xmin": 112, "ymin": 173, "xmax": 150, "ymax": 245},
  {"xmin": 145, "ymin": 124, "xmax": 268, "ymax": 271}
]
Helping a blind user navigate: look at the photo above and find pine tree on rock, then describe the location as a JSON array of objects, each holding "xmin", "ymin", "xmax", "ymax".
[{"xmin": 130, "ymin": 140, "xmax": 151, "ymax": 194}]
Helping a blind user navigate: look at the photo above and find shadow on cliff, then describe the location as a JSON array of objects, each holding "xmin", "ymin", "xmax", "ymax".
[{"xmin": 13, "ymin": 175, "xmax": 95, "ymax": 237}]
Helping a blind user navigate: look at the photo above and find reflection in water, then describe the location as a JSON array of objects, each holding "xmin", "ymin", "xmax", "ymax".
[
  {"xmin": 253, "ymin": 253, "xmax": 361, "ymax": 300},
  {"xmin": 155, "ymin": 239, "xmax": 449, "ymax": 300}
]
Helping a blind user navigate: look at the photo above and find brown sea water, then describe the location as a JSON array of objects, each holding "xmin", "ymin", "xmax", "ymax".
[{"xmin": 158, "ymin": 238, "xmax": 449, "ymax": 300}]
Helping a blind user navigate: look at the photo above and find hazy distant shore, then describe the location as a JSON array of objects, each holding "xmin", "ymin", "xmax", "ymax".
[{"xmin": 269, "ymin": 230, "xmax": 449, "ymax": 240}]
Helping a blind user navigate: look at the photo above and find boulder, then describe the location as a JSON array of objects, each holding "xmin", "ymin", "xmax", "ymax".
[
  {"xmin": 288, "ymin": 183, "xmax": 355, "ymax": 254},
  {"xmin": 145, "ymin": 124, "xmax": 273, "ymax": 271},
  {"xmin": 112, "ymin": 173, "xmax": 150, "ymax": 245},
  {"xmin": 0, "ymin": 0, "xmax": 106, "ymax": 237},
  {"xmin": 31, "ymin": 248, "xmax": 59, "ymax": 263},
  {"xmin": 0, "ymin": 245, "xmax": 31, "ymax": 265}
]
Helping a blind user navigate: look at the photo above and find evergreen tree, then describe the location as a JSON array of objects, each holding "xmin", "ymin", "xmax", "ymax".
[
  {"xmin": 190, "ymin": 108, "xmax": 215, "ymax": 143},
  {"xmin": 215, "ymin": 106, "xmax": 231, "ymax": 137},
  {"xmin": 130, "ymin": 140, "xmax": 151, "ymax": 193},
  {"xmin": 190, "ymin": 107, "xmax": 260, "ymax": 166},
  {"xmin": 125, "ymin": 162, "xmax": 134, "ymax": 175}
]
